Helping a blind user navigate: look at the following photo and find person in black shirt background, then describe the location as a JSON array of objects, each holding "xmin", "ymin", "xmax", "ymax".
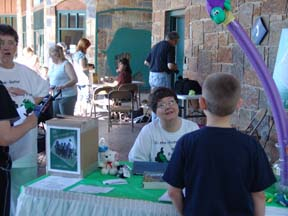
[
  {"xmin": 0, "ymin": 81, "xmax": 37, "ymax": 216},
  {"xmin": 144, "ymin": 31, "xmax": 179, "ymax": 90}
]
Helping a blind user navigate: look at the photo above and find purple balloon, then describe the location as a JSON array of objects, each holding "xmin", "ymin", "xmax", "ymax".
[{"xmin": 227, "ymin": 20, "xmax": 288, "ymax": 186}]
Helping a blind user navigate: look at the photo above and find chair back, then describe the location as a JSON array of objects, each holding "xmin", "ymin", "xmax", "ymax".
[
  {"xmin": 90, "ymin": 86, "xmax": 113, "ymax": 117},
  {"xmin": 108, "ymin": 90, "xmax": 134, "ymax": 132},
  {"xmin": 118, "ymin": 83, "xmax": 139, "ymax": 107},
  {"xmin": 93, "ymin": 86, "xmax": 113, "ymax": 100},
  {"xmin": 108, "ymin": 90, "xmax": 133, "ymax": 102},
  {"xmin": 243, "ymin": 108, "xmax": 267, "ymax": 138},
  {"xmin": 118, "ymin": 83, "xmax": 138, "ymax": 94}
]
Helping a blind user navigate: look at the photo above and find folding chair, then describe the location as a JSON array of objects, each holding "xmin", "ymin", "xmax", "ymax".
[
  {"xmin": 118, "ymin": 83, "xmax": 139, "ymax": 108},
  {"xmin": 108, "ymin": 90, "xmax": 134, "ymax": 132},
  {"xmin": 242, "ymin": 108, "xmax": 267, "ymax": 140},
  {"xmin": 90, "ymin": 86, "xmax": 113, "ymax": 117}
]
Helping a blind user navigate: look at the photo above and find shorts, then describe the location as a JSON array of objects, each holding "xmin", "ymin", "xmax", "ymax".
[
  {"xmin": 77, "ymin": 85, "xmax": 90, "ymax": 102},
  {"xmin": 149, "ymin": 71, "xmax": 171, "ymax": 90}
]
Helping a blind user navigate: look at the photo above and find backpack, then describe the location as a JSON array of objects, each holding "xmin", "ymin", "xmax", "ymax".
[
  {"xmin": 174, "ymin": 79, "xmax": 185, "ymax": 94},
  {"xmin": 182, "ymin": 79, "xmax": 202, "ymax": 95},
  {"xmin": 174, "ymin": 78, "xmax": 202, "ymax": 95}
]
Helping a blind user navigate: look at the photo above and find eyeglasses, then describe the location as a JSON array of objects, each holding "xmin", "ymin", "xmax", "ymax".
[
  {"xmin": 157, "ymin": 100, "xmax": 177, "ymax": 109},
  {"xmin": 0, "ymin": 39, "xmax": 17, "ymax": 47}
]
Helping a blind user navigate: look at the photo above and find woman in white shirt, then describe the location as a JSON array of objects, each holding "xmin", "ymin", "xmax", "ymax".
[{"xmin": 129, "ymin": 87, "xmax": 199, "ymax": 162}]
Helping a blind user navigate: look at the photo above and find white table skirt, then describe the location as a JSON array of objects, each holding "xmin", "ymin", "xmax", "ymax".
[
  {"xmin": 16, "ymin": 186, "xmax": 287, "ymax": 216},
  {"xmin": 16, "ymin": 187, "xmax": 178, "ymax": 216}
]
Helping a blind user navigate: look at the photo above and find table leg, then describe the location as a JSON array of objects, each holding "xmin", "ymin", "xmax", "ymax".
[
  {"xmin": 183, "ymin": 100, "xmax": 187, "ymax": 118},
  {"xmin": 138, "ymin": 91, "xmax": 141, "ymax": 107}
]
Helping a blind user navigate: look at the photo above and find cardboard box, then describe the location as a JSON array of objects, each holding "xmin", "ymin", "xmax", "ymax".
[{"xmin": 46, "ymin": 116, "xmax": 98, "ymax": 178}]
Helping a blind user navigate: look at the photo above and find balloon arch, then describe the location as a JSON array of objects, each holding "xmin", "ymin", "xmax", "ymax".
[{"xmin": 206, "ymin": 0, "xmax": 288, "ymax": 189}]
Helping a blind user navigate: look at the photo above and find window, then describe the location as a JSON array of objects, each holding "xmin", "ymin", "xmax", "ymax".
[
  {"xmin": 22, "ymin": 16, "xmax": 26, "ymax": 48},
  {"xmin": 33, "ymin": 0, "xmax": 43, "ymax": 6},
  {"xmin": 57, "ymin": 11, "xmax": 86, "ymax": 51},
  {"xmin": 0, "ymin": 16, "xmax": 17, "ymax": 30}
]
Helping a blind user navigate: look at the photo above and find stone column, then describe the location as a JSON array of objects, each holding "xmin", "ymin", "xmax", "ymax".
[
  {"xmin": 26, "ymin": 0, "xmax": 34, "ymax": 48},
  {"xmin": 16, "ymin": 0, "xmax": 23, "ymax": 55}
]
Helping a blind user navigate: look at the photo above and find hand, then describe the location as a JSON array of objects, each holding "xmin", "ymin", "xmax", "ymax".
[
  {"xmin": 144, "ymin": 60, "xmax": 150, "ymax": 67},
  {"xmin": 88, "ymin": 63, "xmax": 95, "ymax": 70},
  {"xmin": 24, "ymin": 113, "xmax": 38, "ymax": 129},
  {"xmin": 56, "ymin": 86, "xmax": 64, "ymax": 91},
  {"xmin": 7, "ymin": 87, "xmax": 27, "ymax": 96},
  {"xmin": 49, "ymin": 85, "xmax": 56, "ymax": 91}
]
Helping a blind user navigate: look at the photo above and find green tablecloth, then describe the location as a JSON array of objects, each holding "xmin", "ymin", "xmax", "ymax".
[
  {"xmin": 17, "ymin": 164, "xmax": 287, "ymax": 216},
  {"xmin": 26, "ymin": 164, "xmax": 288, "ymax": 207},
  {"xmin": 265, "ymin": 183, "xmax": 288, "ymax": 208},
  {"xmin": 71, "ymin": 171, "xmax": 166, "ymax": 202}
]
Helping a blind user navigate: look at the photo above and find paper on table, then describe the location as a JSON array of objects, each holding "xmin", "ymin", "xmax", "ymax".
[
  {"xmin": 28, "ymin": 176, "xmax": 81, "ymax": 190},
  {"xmin": 69, "ymin": 185, "xmax": 114, "ymax": 194},
  {"xmin": 158, "ymin": 188, "xmax": 185, "ymax": 202},
  {"xmin": 158, "ymin": 191, "xmax": 171, "ymax": 202}
]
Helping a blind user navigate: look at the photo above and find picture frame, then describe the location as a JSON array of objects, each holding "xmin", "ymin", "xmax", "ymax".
[{"xmin": 47, "ymin": 126, "xmax": 80, "ymax": 175}]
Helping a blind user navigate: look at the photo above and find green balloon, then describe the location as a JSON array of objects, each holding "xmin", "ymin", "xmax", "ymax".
[{"xmin": 210, "ymin": 7, "xmax": 226, "ymax": 24}]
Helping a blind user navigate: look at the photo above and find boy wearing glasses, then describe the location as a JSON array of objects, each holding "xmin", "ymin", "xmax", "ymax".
[
  {"xmin": 163, "ymin": 73, "xmax": 276, "ymax": 216},
  {"xmin": 128, "ymin": 87, "xmax": 199, "ymax": 162}
]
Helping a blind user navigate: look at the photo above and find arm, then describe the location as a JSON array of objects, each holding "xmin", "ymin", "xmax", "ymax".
[
  {"xmin": 251, "ymin": 191, "xmax": 266, "ymax": 216},
  {"xmin": 167, "ymin": 185, "xmax": 184, "ymax": 216},
  {"xmin": 33, "ymin": 97, "xmax": 43, "ymax": 105},
  {"xmin": 101, "ymin": 77, "xmax": 118, "ymax": 87},
  {"xmin": 57, "ymin": 62, "xmax": 78, "ymax": 90},
  {"xmin": 79, "ymin": 58, "xmax": 90, "ymax": 72},
  {"xmin": 144, "ymin": 51, "xmax": 151, "ymax": 67},
  {"xmin": 168, "ymin": 63, "xmax": 177, "ymax": 71},
  {"xmin": 167, "ymin": 45, "xmax": 177, "ymax": 71},
  {"xmin": 7, "ymin": 87, "xmax": 27, "ymax": 96},
  {"xmin": 128, "ymin": 126, "xmax": 152, "ymax": 161},
  {"xmin": 33, "ymin": 55, "xmax": 41, "ymax": 72},
  {"xmin": 7, "ymin": 87, "xmax": 43, "ymax": 105},
  {"xmin": 0, "ymin": 114, "xmax": 37, "ymax": 146},
  {"xmin": 144, "ymin": 60, "xmax": 150, "ymax": 67}
]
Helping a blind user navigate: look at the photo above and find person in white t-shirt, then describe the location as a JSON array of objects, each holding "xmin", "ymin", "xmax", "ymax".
[
  {"xmin": 129, "ymin": 87, "xmax": 199, "ymax": 162},
  {"xmin": 0, "ymin": 24, "xmax": 49, "ymax": 216}
]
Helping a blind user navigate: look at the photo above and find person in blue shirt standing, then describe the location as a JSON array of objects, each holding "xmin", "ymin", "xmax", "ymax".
[
  {"xmin": 48, "ymin": 45, "xmax": 78, "ymax": 116},
  {"xmin": 73, "ymin": 38, "xmax": 91, "ymax": 116},
  {"xmin": 163, "ymin": 72, "xmax": 276, "ymax": 216}
]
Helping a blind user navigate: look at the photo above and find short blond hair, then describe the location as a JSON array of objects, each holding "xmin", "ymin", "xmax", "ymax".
[
  {"xmin": 203, "ymin": 72, "xmax": 241, "ymax": 116},
  {"xmin": 49, "ymin": 45, "xmax": 65, "ymax": 61}
]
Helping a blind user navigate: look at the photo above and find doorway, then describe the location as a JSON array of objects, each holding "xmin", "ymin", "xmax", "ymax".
[{"xmin": 169, "ymin": 10, "xmax": 185, "ymax": 88}]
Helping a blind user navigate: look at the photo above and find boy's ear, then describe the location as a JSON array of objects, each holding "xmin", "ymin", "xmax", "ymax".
[
  {"xmin": 236, "ymin": 98, "xmax": 243, "ymax": 109},
  {"xmin": 199, "ymin": 96, "xmax": 207, "ymax": 110}
]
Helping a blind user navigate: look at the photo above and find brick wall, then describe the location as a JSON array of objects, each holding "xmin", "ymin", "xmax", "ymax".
[{"xmin": 153, "ymin": 0, "xmax": 288, "ymax": 149}]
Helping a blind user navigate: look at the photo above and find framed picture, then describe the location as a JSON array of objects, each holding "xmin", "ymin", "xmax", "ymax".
[
  {"xmin": 251, "ymin": 17, "xmax": 268, "ymax": 45},
  {"xmin": 47, "ymin": 126, "xmax": 80, "ymax": 174}
]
